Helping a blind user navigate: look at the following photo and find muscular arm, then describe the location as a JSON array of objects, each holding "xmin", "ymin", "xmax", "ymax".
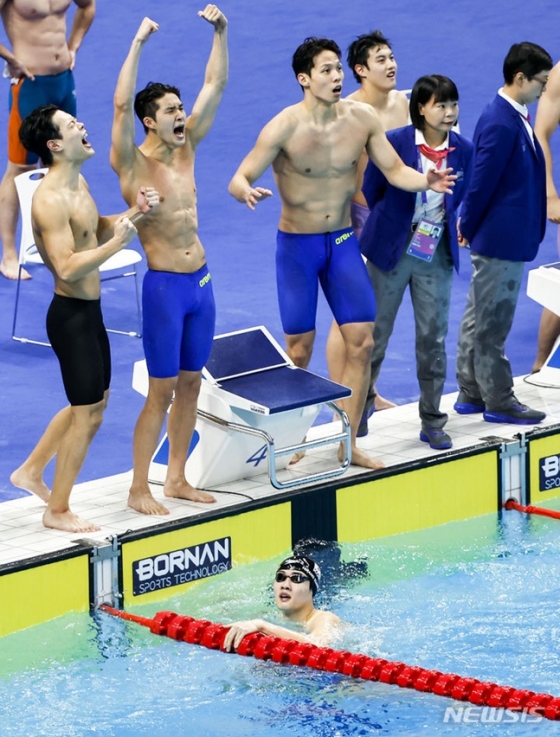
[
  {"xmin": 96, "ymin": 209, "xmax": 139, "ymax": 245},
  {"xmin": 364, "ymin": 109, "xmax": 454, "ymax": 194},
  {"xmin": 0, "ymin": 0, "xmax": 34, "ymax": 79},
  {"xmin": 33, "ymin": 195, "xmax": 137, "ymax": 283},
  {"xmin": 228, "ymin": 115, "xmax": 288, "ymax": 208},
  {"xmin": 0, "ymin": 41, "xmax": 22, "ymax": 72},
  {"xmin": 223, "ymin": 612, "xmax": 341, "ymax": 651},
  {"xmin": 535, "ymin": 63, "xmax": 560, "ymax": 224},
  {"xmin": 111, "ymin": 17, "xmax": 158, "ymax": 176},
  {"xmin": 188, "ymin": 5, "xmax": 228, "ymax": 148},
  {"xmin": 96, "ymin": 186, "xmax": 159, "ymax": 244},
  {"xmin": 67, "ymin": 0, "xmax": 95, "ymax": 62}
]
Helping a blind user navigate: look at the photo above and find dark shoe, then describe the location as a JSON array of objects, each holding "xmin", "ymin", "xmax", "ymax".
[
  {"xmin": 454, "ymin": 390, "xmax": 485, "ymax": 415},
  {"xmin": 420, "ymin": 428, "xmax": 453, "ymax": 450},
  {"xmin": 357, "ymin": 404, "xmax": 375, "ymax": 438},
  {"xmin": 483, "ymin": 402, "xmax": 546, "ymax": 425}
]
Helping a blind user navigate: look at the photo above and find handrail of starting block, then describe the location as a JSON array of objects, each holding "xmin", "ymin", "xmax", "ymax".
[{"xmin": 197, "ymin": 403, "xmax": 351, "ymax": 490}]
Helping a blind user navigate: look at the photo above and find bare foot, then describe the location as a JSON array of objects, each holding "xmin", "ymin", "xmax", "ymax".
[
  {"xmin": 374, "ymin": 394, "xmax": 396, "ymax": 411},
  {"xmin": 340, "ymin": 445, "xmax": 385, "ymax": 470},
  {"xmin": 0, "ymin": 259, "xmax": 30, "ymax": 280},
  {"xmin": 164, "ymin": 478, "xmax": 215, "ymax": 503},
  {"xmin": 10, "ymin": 466, "xmax": 50, "ymax": 503},
  {"xmin": 289, "ymin": 450, "xmax": 306, "ymax": 465},
  {"xmin": 43, "ymin": 508, "xmax": 100, "ymax": 533},
  {"xmin": 128, "ymin": 487, "xmax": 170, "ymax": 515}
]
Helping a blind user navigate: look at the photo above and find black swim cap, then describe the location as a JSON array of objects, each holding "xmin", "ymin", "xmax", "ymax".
[{"xmin": 276, "ymin": 555, "xmax": 321, "ymax": 595}]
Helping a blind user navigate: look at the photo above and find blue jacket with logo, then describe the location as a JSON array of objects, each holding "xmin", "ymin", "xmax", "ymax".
[{"xmin": 360, "ymin": 125, "xmax": 474, "ymax": 273}]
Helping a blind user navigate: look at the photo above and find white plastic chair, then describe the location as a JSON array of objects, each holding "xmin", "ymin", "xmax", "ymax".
[{"xmin": 12, "ymin": 168, "xmax": 143, "ymax": 345}]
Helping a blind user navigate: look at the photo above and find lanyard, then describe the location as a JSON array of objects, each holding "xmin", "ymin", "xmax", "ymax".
[{"xmin": 417, "ymin": 149, "xmax": 446, "ymax": 211}]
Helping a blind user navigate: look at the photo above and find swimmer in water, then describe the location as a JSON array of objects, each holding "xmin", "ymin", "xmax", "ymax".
[{"xmin": 223, "ymin": 555, "xmax": 342, "ymax": 651}]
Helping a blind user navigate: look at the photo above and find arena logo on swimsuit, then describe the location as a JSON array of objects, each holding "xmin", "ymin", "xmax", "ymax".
[
  {"xmin": 334, "ymin": 232, "xmax": 352, "ymax": 246},
  {"xmin": 199, "ymin": 272, "xmax": 211, "ymax": 288},
  {"xmin": 132, "ymin": 536, "xmax": 231, "ymax": 595}
]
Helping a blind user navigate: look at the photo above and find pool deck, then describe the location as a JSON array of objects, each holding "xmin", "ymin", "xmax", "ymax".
[
  {"xmin": 2, "ymin": 375, "xmax": 560, "ymax": 567},
  {"xmin": 2, "ymin": 376, "xmax": 560, "ymax": 636}
]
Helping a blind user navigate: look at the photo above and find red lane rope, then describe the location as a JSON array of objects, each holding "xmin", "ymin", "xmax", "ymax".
[
  {"xmin": 100, "ymin": 605, "xmax": 560, "ymax": 721},
  {"xmin": 504, "ymin": 499, "xmax": 560, "ymax": 520}
]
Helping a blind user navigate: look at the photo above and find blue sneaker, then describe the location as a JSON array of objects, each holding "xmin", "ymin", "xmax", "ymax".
[
  {"xmin": 483, "ymin": 402, "xmax": 546, "ymax": 425},
  {"xmin": 420, "ymin": 428, "xmax": 453, "ymax": 450},
  {"xmin": 454, "ymin": 390, "xmax": 485, "ymax": 415}
]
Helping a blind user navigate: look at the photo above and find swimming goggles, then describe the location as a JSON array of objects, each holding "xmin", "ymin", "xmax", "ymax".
[{"xmin": 275, "ymin": 572, "xmax": 310, "ymax": 584}]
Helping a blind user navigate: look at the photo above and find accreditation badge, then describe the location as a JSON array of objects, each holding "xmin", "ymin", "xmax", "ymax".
[{"xmin": 406, "ymin": 218, "xmax": 444, "ymax": 262}]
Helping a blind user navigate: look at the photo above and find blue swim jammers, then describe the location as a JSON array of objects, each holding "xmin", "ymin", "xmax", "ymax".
[
  {"xmin": 142, "ymin": 266, "xmax": 216, "ymax": 378},
  {"xmin": 276, "ymin": 228, "xmax": 376, "ymax": 335}
]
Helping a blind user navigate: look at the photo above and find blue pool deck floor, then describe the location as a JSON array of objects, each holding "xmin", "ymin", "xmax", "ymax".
[{"xmin": 0, "ymin": 376, "xmax": 559, "ymax": 568}]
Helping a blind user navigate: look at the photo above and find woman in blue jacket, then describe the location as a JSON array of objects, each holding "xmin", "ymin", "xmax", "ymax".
[{"xmin": 360, "ymin": 75, "xmax": 473, "ymax": 450}]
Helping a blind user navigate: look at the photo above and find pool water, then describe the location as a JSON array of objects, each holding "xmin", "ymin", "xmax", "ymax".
[{"xmin": 2, "ymin": 509, "xmax": 560, "ymax": 736}]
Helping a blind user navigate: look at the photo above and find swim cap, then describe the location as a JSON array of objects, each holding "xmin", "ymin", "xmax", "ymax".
[{"xmin": 277, "ymin": 555, "xmax": 321, "ymax": 595}]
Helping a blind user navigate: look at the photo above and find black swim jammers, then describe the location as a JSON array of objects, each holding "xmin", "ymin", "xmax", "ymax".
[{"xmin": 46, "ymin": 294, "xmax": 111, "ymax": 406}]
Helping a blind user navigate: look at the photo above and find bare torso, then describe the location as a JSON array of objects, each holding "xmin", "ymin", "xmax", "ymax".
[
  {"xmin": 349, "ymin": 88, "xmax": 409, "ymax": 207},
  {"xmin": 33, "ymin": 171, "xmax": 102, "ymax": 299},
  {"xmin": 273, "ymin": 99, "xmax": 376, "ymax": 233},
  {"xmin": 119, "ymin": 142, "xmax": 205, "ymax": 273},
  {"xmin": 1, "ymin": 0, "xmax": 74, "ymax": 75},
  {"xmin": 305, "ymin": 608, "xmax": 341, "ymax": 640}
]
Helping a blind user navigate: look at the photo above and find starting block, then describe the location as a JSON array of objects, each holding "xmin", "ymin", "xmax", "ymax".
[
  {"xmin": 132, "ymin": 326, "xmax": 352, "ymax": 490},
  {"xmin": 527, "ymin": 263, "xmax": 560, "ymax": 387}
]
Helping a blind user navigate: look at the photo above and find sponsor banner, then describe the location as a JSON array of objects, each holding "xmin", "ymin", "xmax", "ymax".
[
  {"xmin": 133, "ymin": 536, "xmax": 231, "ymax": 596},
  {"xmin": 539, "ymin": 454, "xmax": 560, "ymax": 491}
]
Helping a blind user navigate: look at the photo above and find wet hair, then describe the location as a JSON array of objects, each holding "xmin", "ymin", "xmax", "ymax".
[
  {"xmin": 134, "ymin": 81, "xmax": 182, "ymax": 134},
  {"xmin": 347, "ymin": 30, "xmax": 393, "ymax": 84},
  {"xmin": 292, "ymin": 36, "xmax": 341, "ymax": 87},
  {"xmin": 410, "ymin": 75, "xmax": 459, "ymax": 131},
  {"xmin": 19, "ymin": 104, "xmax": 61, "ymax": 167},
  {"xmin": 277, "ymin": 555, "xmax": 321, "ymax": 596},
  {"xmin": 502, "ymin": 42, "xmax": 552, "ymax": 85}
]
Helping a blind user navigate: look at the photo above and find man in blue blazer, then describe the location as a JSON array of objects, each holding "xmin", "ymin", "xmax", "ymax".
[
  {"xmin": 456, "ymin": 42, "xmax": 553, "ymax": 425},
  {"xmin": 360, "ymin": 75, "xmax": 473, "ymax": 450}
]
